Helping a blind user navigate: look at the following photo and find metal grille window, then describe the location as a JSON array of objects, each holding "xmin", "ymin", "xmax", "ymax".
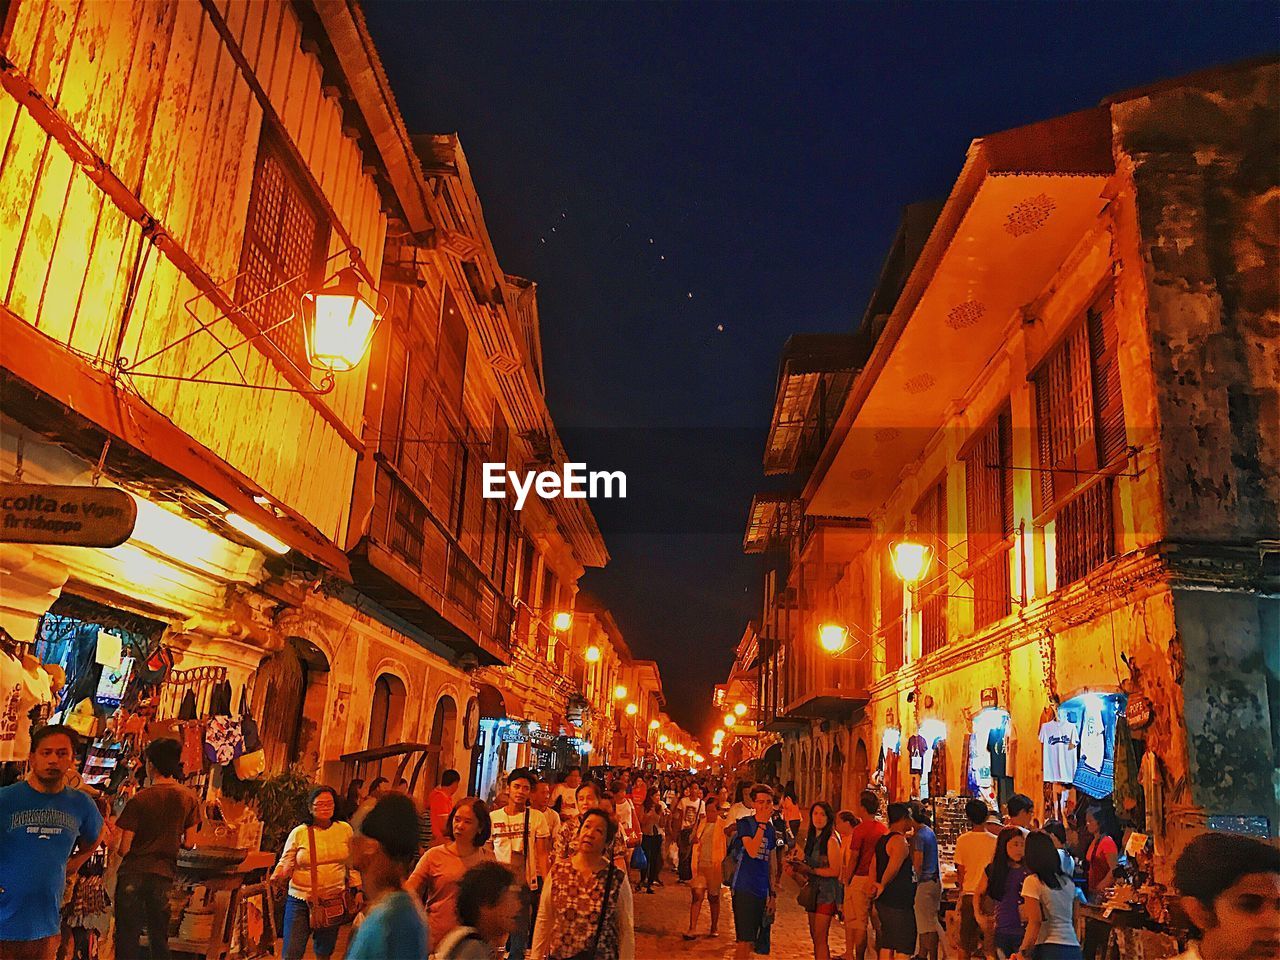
[
  {"xmin": 916, "ymin": 480, "xmax": 948, "ymax": 656},
  {"xmin": 236, "ymin": 134, "xmax": 329, "ymax": 368},
  {"xmin": 1033, "ymin": 284, "xmax": 1124, "ymax": 587},
  {"xmin": 965, "ymin": 408, "xmax": 1013, "ymax": 629}
]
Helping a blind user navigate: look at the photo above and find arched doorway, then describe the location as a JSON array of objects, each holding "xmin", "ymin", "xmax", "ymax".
[
  {"xmin": 425, "ymin": 695, "xmax": 458, "ymax": 788},
  {"xmin": 852, "ymin": 737, "xmax": 870, "ymax": 800},
  {"xmin": 369, "ymin": 673, "xmax": 407, "ymax": 779},
  {"xmin": 250, "ymin": 637, "xmax": 330, "ymax": 773}
]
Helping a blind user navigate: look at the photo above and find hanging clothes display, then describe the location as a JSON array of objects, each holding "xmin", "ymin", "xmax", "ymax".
[
  {"xmin": 907, "ymin": 732, "xmax": 928, "ymax": 775},
  {"xmin": 1039, "ymin": 715, "xmax": 1079, "ymax": 783},
  {"xmin": 987, "ymin": 714, "xmax": 1013, "ymax": 809},
  {"xmin": 928, "ymin": 738, "xmax": 947, "ymax": 797}
]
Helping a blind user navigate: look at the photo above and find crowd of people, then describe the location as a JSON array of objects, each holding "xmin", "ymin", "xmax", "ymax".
[{"xmin": 2, "ymin": 729, "xmax": 1278, "ymax": 960}]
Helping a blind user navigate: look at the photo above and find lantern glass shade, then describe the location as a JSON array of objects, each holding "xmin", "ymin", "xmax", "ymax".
[
  {"xmin": 712, "ymin": 729, "xmax": 725, "ymax": 743},
  {"xmin": 711, "ymin": 746, "xmax": 721, "ymax": 756},
  {"xmin": 625, "ymin": 702, "xmax": 639, "ymax": 716},
  {"xmin": 733, "ymin": 702, "xmax": 747, "ymax": 717},
  {"xmin": 613, "ymin": 685, "xmax": 628, "ymax": 700},
  {"xmin": 303, "ymin": 268, "xmax": 381, "ymax": 372},
  {"xmin": 723, "ymin": 713, "xmax": 735, "ymax": 728},
  {"xmin": 818, "ymin": 622, "xmax": 848, "ymax": 653},
  {"xmin": 648, "ymin": 719, "xmax": 660, "ymax": 730},
  {"xmin": 658, "ymin": 734, "xmax": 669, "ymax": 744},
  {"xmin": 551, "ymin": 611, "xmax": 573, "ymax": 632},
  {"xmin": 891, "ymin": 539, "xmax": 934, "ymax": 584},
  {"xmin": 585, "ymin": 644, "xmax": 601, "ymax": 663}
]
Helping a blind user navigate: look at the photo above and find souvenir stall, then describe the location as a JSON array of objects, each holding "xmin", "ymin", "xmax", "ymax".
[
  {"xmin": 9, "ymin": 598, "xmax": 280, "ymax": 960},
  {"xmin": 962, "ymin": 703, "xmax": 1014, "ymax": 812}
]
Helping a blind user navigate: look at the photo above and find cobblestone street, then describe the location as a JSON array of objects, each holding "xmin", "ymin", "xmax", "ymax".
[{"xmin": 632, "ymin": 879, "xmax": 850, "ymax": 960}]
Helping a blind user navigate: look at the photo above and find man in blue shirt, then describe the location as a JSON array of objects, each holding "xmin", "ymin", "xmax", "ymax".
[
  {"xmin": 910, "ymin": 801, "xmax": 942, "ymax": 960},
  {"xmin": 731, "ymin": 783, "xmax": 778, "ymax": 959},
  {"xmin": 0, "ymin": 724, "xmax": 103, "ymax": 960}
]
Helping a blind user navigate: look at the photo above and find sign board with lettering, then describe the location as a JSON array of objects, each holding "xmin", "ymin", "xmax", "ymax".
[
  {"xmin": 0, "ymin": 483, "xmax": 137, "ymax": 547},
  {"xmin": 980, "ymin": 687, "xmax": 999, "ymax": 709}
]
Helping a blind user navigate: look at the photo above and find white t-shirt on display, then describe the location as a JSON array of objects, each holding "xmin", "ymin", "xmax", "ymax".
[
  {"xmin": 953, "ymin": 829, "xmax": 998, "ymax": 894},
  {"xmin": 1039, "ymin": 719, "xmax": 1079, "ymax": 784},
  {"xmin": 0, "ymin": 658, "xmax": 52, "ymax": 763}
]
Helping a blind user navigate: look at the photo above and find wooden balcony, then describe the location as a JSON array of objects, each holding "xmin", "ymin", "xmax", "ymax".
[{"xmin": 350, "ymin": 462, "xmax": 514, "ymax": 665}]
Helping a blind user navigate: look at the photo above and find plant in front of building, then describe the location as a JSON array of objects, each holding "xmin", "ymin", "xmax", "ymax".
[{"xmin": 254, "ymin": 765, "xmax": 316, "ymax": 853}]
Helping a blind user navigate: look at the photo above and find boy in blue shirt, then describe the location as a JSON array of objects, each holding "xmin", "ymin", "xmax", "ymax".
[
  {"xmin": 731, "ymin": 783, "xmax": 779, "ymax": 959},
  {"xmin": 0, "ymin": 724, "xmax": 103, "ymax": 960}
]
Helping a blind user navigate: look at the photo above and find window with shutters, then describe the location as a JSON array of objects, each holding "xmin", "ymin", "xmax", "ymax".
[
  {"xmin": 915, "ymin": 479, "xmax": 948, "ymax": 656},
  {"xmin": 236, "ymin": 133, "xmax": 329, "ymax": 369},
  {"xmin": 438, "ymin": 286, "xmax": 468, "ymax": 420},
  {"xmin": 964, "ymin": 408, "xmax": 1013, "ymax": 630},
  {"xmin": 1032, "ymin": 283, "xmax": 1124, "ymax": 587},
  {"xmin": 880, "ymin": 561, "xmax": 903, "ymax": 674}
]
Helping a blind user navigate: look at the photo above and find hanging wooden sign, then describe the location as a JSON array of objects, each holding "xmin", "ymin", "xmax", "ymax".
[{"xmin": 0, "ymin": 483, "xmax": 136, "ymax": 547}]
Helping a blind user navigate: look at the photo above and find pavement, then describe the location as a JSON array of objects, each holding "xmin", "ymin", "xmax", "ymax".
[{"xmin": 632, "ymin": 877, "xmax": 855, "ymax": 960}]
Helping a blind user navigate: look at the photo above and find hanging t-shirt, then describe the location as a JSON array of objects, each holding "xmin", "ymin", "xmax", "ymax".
[
  {"xmin": 1039, "ymin": 719, "xmax": 1079, "ymax": 784},
  {"xmin": 988, "ymin": 721, "xmax": 1009, "ymax": 780},
  {"xmin": 0, "ymin": 660, "xmax": 53, "ymax": 763},
  {"xmin": 1078, "ymin": 700, "xmax": 1106, "ymax": 773},
  {"xmin": 907, "ymin": 734, "xmax": 928, "ymax": 775}
]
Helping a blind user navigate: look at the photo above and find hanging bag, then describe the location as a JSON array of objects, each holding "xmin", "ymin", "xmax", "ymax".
[
  {"xmin": 559, "ymin": 865, "xmax": 616, "ymax": 960},
  {"xmin": 306, "ymin": 824, "xmax": 355, "ymax": 929}
]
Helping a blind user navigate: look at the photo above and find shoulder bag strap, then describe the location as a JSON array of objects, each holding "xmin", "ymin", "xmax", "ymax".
[
  {"xmin": 306, "ymin": 824, "xmax": 319, "ymax": 903},
  {"xmin": 589, "ymin": 865, "xmax": 616, "ymax": 957}
]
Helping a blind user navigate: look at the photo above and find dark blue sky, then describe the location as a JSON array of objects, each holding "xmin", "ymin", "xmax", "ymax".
[{"xmin": 363, "ymin": 2, "xmax": 1277, "ymax": 741}]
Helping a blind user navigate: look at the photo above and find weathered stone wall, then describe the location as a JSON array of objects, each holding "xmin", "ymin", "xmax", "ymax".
[{"xmin": 1112, "ymin": 60, "xmax": 1280, "ymax": 836}]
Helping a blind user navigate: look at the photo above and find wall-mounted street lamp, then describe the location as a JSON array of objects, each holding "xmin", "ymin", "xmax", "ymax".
[
  {"xmin": 723, "ymin": 713, "xmax": 735, "ymax": 728},
  {"xmin": 733, "ymin": 702, "xmax": 747, "ymax": 717},
  {"xmin": 648, "ymin": 719, "xmax": 660, "ymax": 731},
  {"xmin": 658, "ymin": 734, "xmax": 669, "ymax": 744},
  {"xmin": 712, "ymin": 729, "xmax": 725, "ymax": 744},
  {"xmin": 818, "ymin": 622, "xmax": 848, "ymax": 653},
  {"xmin": 625, "ymin": 702, "xmax": 639, "ymax": 716},
  {"xmin": 585, "ymin": 644, "xmax": 601, "ymax": 663},
  {"xmin": 117, "ymin": 251, "xmax": 385, "ymax": 395},
  {"xmin": 890, "ymin": 538, "xmax": 934, "ymax": 586},
  {"xmin": 613, "ymin": 684, "xmax": 628, "ymax": 700}
]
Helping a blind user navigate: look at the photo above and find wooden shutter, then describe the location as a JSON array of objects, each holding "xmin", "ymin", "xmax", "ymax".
[
  {"xmin": 916, "ymin": 479, "xmax": 947, "ymax": 655},
  {"xmin": 880, "ymin": 562, "xmax": 903, "ymax": 674},
  {"xmin": 1087, "ymin": 285, "xmax": 1126, "ymax": 467},
  {"xmin": 236, "ymin": 134, "xmax": 328, "ymax": 368},
  {"xmin": 381, "ymin": 328, "xmax": 408, "ymax": 461},
  {"xmin": 438, "ymin": 286, "xmax": 468, "ymax": 420},
  {"xmin": 1034, "ymin": 325, "xmax": 1095, "ymax": 509}
]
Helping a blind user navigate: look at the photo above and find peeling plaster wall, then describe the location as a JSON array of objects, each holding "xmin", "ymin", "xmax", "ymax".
[{"xmin": 1113, "ymin": 63, "xmax": 1280, "ymax": 542}]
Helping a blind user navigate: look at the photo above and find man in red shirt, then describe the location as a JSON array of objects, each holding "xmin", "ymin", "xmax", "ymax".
[
  {"xmin": 841, "ymin": 791, "xmax": 888, "ymax": 960},
  {"xmin": 428, "ymin": 769, "xmax": 462, "ymax": 845}
]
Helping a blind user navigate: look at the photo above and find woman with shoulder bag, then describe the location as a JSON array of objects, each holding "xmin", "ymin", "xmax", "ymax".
[
  {"xmin": 530, "ymin": 808, "xmax": 635, "ymax": 959},
  {"xmin": 790, "ymin": 801, "xmax": 843, "ymax": 960},
  {"xmin": 272, "ymin": 786, "xmax": 359, "ymax": 960}
]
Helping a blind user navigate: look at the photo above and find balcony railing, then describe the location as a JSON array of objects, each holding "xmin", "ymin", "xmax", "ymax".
[{"xmin": 374, "ymin": 461, "xmax": 514, "ymax": 653}]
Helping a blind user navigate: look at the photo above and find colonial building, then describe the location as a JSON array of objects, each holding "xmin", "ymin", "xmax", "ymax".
[
  {"xmin": 0, "ymin": 0, "xmax": 607, "ymax": 810},
  {"xmin": 751, "ymin": 59, "xmax": 1278, "ymax": 869}
]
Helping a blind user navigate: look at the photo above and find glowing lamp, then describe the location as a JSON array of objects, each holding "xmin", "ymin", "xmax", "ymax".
[
  {"xmin": 723, "ymin": 713, "xmax": 735, "ymax": 728},
  {"xmin": 585, "ymin": 644, "xmax": 601, "ymax": 663},
  {"xmin": 733, "ymin": 702, "xmax": 747, "ymax": 717},
  {"xmin": 818, "ymin": 622, "xmax": 848, "ymax": 653},
  {"xmin": 648, "ymin": 719, "xmax": 660, "ymax": 731},
  {"xmin": 551, "ymin": 611, "xmax": 573, "ymax": 632},
  {"xmin": 694, "ymin": 754, "xmax": 705, "ymax": 764},
  {"xmin": 625, "ymin": 702, "xmax": 639, "ymax": 716},
  {"xmin": 613, "ymin": 685, "xmax": 628, "ymax": 700},
  {"xmin": 890, "ymin": 538, "xmax": 934, "ymax": 585},
  {"xmin": 225, "ymin": 512, "xmax": 289, "ymax": 555},
  {"xmin": 711, "ymin": 746, "xmax": 721, "ymax": 756},
  {"xmin": 658, "ymin": 734, "xmax": 669, "ymax": 744},
  {"xmin": 302, "ymin": 267, "xmax": 382, "ymax": 372},
  {"xmin": 712, "ymin": 729, "xmax": 725, "ymax": 743}
]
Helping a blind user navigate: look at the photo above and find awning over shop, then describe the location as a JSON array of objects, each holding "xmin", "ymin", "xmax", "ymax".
[{"xmin": 476, "ymin": 683, "xmax": 522, "ymax": 719}]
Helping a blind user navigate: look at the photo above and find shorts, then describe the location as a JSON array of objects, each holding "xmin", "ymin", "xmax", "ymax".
[
  {"xmin": 732, "ymin": 889, "xmax": 767, "ymax": 943},
  {"xmin": 692, "ymin": 865, "xmax": 722, "ymax": 895},
  {"xmin": 875, "ymin": 903, "xmax": 917, "ymax": 956},
  {"xmin": 844, "ymin": 875, "xmax": 875, "ymax": 926},
  {"xmin": 914, "ymin": 878, "xmax": 942, "ymax": 934}
]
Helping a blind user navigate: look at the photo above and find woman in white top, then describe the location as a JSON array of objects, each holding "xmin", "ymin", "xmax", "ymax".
[
  {"xmin": 1011, "ymin": 832, "xmax": 1084, "ymax": 960},
  {"xmin": 272, "ymin": 786, "xmax": 358, "ymax": 960}
]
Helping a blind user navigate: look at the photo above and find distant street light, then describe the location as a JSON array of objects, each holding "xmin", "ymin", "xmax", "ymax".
[
  {"xmin": 613, "ymin": 685, "xmax": 628, "ymax": 700},
  {"xmin": 585, "ymin": 644, "xmax": 601, "ymax": 663},
  {"xmin": 733, "ymin": 702, "xmax": 747, "ymax": 717}
]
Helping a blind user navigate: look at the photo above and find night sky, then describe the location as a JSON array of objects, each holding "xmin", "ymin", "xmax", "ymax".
[{"xmin": 362, "ymin": 2, "xmax": 1276, "ymax": 744}]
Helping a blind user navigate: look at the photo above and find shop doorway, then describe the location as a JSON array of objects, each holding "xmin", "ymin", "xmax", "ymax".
[
  {"xmin": 249, "ymin": 637, "xmax": 329, "ymax": 773},
  {"xmin": 369, "ymin": 673, "xmax": 407, "ymax": 780},
  {"xmin": 425, "ymin": 695, "xmax": 457, "ymax": 788}
]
